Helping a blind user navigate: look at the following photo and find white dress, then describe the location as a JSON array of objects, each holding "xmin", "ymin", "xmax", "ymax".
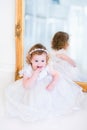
[
  {"xmin": 5, "ymin": 65, "xmax": 84, "ymax": 122},
  {"xmin": 51, "ymin": 49, "xmax": 87, "ymax": 81}
]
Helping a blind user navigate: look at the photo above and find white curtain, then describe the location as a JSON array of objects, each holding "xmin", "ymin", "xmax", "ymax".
[{"xmin": 67, "ymin": 6, "xmax": 87, "ymax": 75}]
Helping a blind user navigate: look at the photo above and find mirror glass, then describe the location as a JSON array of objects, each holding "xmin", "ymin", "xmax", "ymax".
[{"xmin": 24, "ymin": 0, "xmax": 87, "ymax": 75}]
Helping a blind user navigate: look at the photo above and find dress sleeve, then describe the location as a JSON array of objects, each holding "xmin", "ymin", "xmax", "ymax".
[
  {"xmin": 19, "ymin": 65, "xmax": 32, "ymax": 78},
  {"xmin": 46, "ymin": 64, "xmax": 54, "ymax": 74}
]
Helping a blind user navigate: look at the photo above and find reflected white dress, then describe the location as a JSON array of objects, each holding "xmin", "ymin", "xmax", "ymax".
[
  {"xmin": 51, "ymin": 49, "xmax": 87, "ymax": 81},
  {"xmin": 6, "ymin": 65, "xmax": 84, "ymax": 122}
]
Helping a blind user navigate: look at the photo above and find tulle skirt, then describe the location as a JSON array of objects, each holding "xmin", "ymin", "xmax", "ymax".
[{"xmin": 5, "ymin": 75, "xmax": 84, "ymax": 122}]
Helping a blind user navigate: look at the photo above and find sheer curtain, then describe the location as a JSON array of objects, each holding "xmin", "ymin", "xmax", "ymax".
[
  {"xmin": 67, "ymin": 6, "xmax": 87, "ymax": 75},
  {"xmin": 24, "ymin": 0, "xmax": 87, "ymax": 75}
]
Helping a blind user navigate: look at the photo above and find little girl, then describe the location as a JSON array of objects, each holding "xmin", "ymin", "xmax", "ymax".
[
  {"xmin": 6, "ymin": 43, "xmax": 84, "ymax": 122},
  {"xmin": 51, "ymin": 31, "xmax": 87, "ymax": 82}
]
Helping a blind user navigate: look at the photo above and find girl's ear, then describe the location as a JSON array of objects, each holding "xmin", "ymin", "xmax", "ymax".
[{"xmin": 46, "ymin": 54, "xmax": 50, "ymax": 64}]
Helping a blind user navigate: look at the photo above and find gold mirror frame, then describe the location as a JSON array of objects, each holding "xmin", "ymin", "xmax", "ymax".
[{"xmin": 15, "ymin": 0, "xmax": 24, "ymax": 80}]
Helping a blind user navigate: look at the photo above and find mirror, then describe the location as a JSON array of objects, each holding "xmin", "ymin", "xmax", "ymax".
[{"xmin": 15, "ymin": 0, "xmax": 87, "ymax": 80}]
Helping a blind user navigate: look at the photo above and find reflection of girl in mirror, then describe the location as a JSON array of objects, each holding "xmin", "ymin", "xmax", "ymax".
[
  {"xmin": 6, "ymin": 43, "xmax": 85, "ymax": 122},
  {"xmin": 51, "ymin": 31, "xmax": 87, "ymax": 82}
]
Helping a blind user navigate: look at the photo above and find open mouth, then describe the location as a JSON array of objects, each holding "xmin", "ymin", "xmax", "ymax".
[{"xmin": 37, "ymin": 66, "xmax": 43, "ymax": 68}]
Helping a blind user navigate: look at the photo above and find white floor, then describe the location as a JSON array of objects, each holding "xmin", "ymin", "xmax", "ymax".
[{"xmin": 0, "ymin": 88, "xmax": 87, "ymax": 130}]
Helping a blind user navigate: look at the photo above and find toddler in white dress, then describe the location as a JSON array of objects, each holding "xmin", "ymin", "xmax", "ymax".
[
  {"xmin": 6, "ymin": 43, "xmax": 85, "ymax": 122},
  {"xmin": 51, "ymin": 31, "xmax": 87, "ymax": 82}
]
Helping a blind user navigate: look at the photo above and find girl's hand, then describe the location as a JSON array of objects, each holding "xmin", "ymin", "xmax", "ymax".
[
  {"xmin": 71, "ymin": 61, "xmax": 77, "ymax": 67},
  {"xmin": 46, "ymin": 85, "xmax": 54, "ymax": 91},
  {"xmin": 34, "ymin": 67, "xmax": 42, "ymax": 74},
  {"xmin": 33, "ymin": 68, "xmax": 41, "ymax": 77},
  {"xmin": 67, "ymin": 60, "xmax": 77, "ymax": 67},
  {"xmin": 32, "ymin": 67, "xmax": 43, "ymax": 78}
]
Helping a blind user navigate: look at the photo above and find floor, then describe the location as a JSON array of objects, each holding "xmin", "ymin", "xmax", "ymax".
[{"xmin": 0, "ymin": 88, "xmax": 87, "ymax": 130}]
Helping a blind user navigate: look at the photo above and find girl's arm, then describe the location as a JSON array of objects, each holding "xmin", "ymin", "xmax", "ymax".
[
  {"xmin": 23, "ymin": 68, "xmax": 41, "ymax": 88},
  {"xmin": 57, "ymin": 54, "xmax": 76, "ymax": 67},
  {"xmin": 46, "ymin": 70, "xmax": 59, "ymax": 91}
]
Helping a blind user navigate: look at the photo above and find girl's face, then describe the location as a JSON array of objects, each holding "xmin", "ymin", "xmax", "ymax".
[{"xmin": 31, "ymin": 53, "xmax": 47, "ymax": 70}]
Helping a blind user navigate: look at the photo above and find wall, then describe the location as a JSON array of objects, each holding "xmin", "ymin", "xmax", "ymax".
[{"xmin": 0, "ymin": 0, "xmax": 15, "ymax": 95}]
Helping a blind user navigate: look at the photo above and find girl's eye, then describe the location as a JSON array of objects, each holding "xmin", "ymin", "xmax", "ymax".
[
  {"xmin": 42, "ymin": 60, "xmax": 44, "ymax": 62},
  {"xmin": 35, "ymin": 60, "xmax": 38, "ymax": 62}
]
